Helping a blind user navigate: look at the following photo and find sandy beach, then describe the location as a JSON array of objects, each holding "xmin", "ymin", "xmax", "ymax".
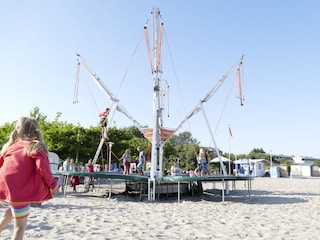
[{"xmin": 1, "ymin": 177, "xmax": 320, "ymax": 240}]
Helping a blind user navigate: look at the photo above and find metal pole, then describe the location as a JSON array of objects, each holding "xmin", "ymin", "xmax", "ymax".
[
  {"xmin": 270, "ymin": 150, "xmax": 272, "ymax": 170},
  {"xmin": 76, "ymin": 146, "xmax": 79, "ymax": 163},
  {"xmin": 150, "ymin": 8, "xmax": 162, "ymax": 184},
  {"xmin": 228, "ymin": 125, "xmax": 231, "ymax": 175},
  {"xmin": 108, "ymin": 142, "xmax": 114, "ymax": 172},
  {"xmin": 202, "ymin": 105, "xmax": 227, "ymax": 175}
]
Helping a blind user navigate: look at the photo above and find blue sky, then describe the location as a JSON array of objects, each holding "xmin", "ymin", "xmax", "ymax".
[{"xmin": 1, "ymin": 1, "xmax": 319, "ymax": 158}]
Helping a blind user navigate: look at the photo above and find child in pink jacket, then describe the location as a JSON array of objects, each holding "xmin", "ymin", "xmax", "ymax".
[{"xmin": 0, "ymin": 117, "xmax": 58, "ymax": 239}]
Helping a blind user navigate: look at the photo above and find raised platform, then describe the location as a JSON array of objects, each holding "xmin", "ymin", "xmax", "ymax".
[
  {"xmin": 157, "ymin": 174, "xmax": 252, "ymax": 183},
  {"xmin": 53, "ymin": 171, "xmax": 149, "ymax": 182},
  {"xmin": 52, "ymin": 171, "xmax": 253, "ymax": 202}
]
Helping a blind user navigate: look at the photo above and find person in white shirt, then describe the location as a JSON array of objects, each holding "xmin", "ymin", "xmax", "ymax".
[{"xmin": 170, "ymin": 161, "xmax": 182, "ymax": 176}]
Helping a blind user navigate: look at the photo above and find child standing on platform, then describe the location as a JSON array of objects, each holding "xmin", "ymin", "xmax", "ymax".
[{"xmin": 120, "ymin": 149, "xmax": 131, "ymax": 175}]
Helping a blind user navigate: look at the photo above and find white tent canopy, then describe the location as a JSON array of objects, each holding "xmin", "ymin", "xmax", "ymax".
[
  {"xmin": 48, "ymin": 152, "xmax": 60, "ymax": 172},
  {"xmin": 233, "ymin": 159, "xmax": 267, "ymax": 164},
  {"xmin": 209, "ymin": 156, "xmax": 231, "ymax": 163}
]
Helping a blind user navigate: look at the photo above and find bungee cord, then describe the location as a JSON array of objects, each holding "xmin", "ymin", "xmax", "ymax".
[{"xmin": 73, "ymin": 61, "xmax": 81, "ymax": 104}]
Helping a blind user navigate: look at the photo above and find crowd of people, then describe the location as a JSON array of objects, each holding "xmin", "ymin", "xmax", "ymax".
[{"xmin": 56, "ymin": 146, "xmax": 223, "ymax": 195}]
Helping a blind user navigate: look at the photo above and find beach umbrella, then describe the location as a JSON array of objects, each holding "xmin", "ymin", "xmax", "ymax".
[{"xmin": 209, "ymin": 156, "xmax": 231, "ymax": 163}]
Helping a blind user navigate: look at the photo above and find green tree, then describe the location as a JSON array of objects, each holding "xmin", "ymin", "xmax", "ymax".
[
  {"xmin": 0, "ymin": 122, "xmax": 15, "ymax": 149},
  {"xmin": 248, "ymin": 148, "xmax": 266, "ymax": 159},
  {"xmin": 1, "ymin": 107, "xmax": 280, "ymax": 173},
  {"xmin": 164, "ymin": 132, "xmax": 200, "ymax": 171}
]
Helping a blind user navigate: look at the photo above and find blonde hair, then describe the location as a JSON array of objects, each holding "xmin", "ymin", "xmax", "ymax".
[
  {"xmin": 1, "ymin": 117, "xmax": 48, "ymax": 155},
  {"xmin": 125, "ymin": 148, "xmax": 131, "ymax": 154},
  {"xmin": 198, "ymin": 148, "xmax": 206, "ymax": 159}
]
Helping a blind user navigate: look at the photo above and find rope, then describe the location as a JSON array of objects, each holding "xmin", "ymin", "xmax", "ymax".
[
  {"xmin": 104, "ymin": 141, "xmax": 121, "ymax": 161},
  {"xmin": 85, "ymin": 74, "xmax": 101, "ymax": 116},
  {"xmin": 156, "ymin": 22, "xmax": 164, "ymax": 71},
  {"xmin": 100, "ymin": 143, "xmax": 105, "ymax": 165},
  {"xmin": 163, "ymin": 27, "xmax": 195, "ymax": 138},
  {"xmin": 167, "ymin": 82, "xmax": 170, "ymax": 117},
  {"xmin": 206, "ymin": 67, "xmax": 239, "ymax": 147},
  {"xmin": 212, "ymin": 73, "xmax": 237, "ymax": 136},
  {"xmin": 204, "ymin": 68, "xmax": 237, "ymax": 150},
  {"xmin": 75, "ymin": 61, "xmax": 103, "ymax": 125},
  {"xmin": 144, "ymin": 25, "xmax": 154, "ymax": 72},
  {"xmin": 162, "ymin": 26, "xmax": 199, "ymax": 163},
  {"xmin": 237, "ymin": 61, "xmax": 245, "ymax": 106},
  {"xmin": 73, "ymin": 61, "xmax": 80, "ymax": 104},
  {"xmin": 101, "ymin": 116, "xmax": 108, "ymax": 127},
  {"xmin": 115, "ymin": 29, "xmax": 144, "ymax": 99},
  {"xmin": 163, "ymin": 28, "xmax": 188, "ymax": 127}
]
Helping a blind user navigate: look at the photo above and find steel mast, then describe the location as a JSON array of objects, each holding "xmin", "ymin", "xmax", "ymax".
[
  {"xmin": 150, "ymin": 8, "xmax": 162, "ymax": 181},
  {"xmin": 147, "ymin": 8, "xmax": 163, "ymax": 200}
]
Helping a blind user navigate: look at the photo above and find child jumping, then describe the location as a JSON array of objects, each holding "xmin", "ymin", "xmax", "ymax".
[{"xmin": 99, "ymin": 107, "xmax": 110, "ymax": 140}]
